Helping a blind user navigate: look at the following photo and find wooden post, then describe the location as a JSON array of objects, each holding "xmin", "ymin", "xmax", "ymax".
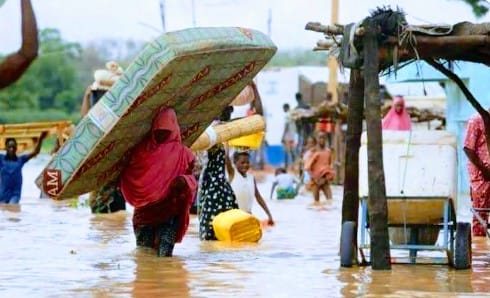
[
  {"xmin": 327, "ymin": 0, "xmax": 339, "ymax": 104},
  {"xmin": 340, "ymin": 69, "xmax": 364, "ymax": 265},
  {"xmin": 363, "ymin": 19, "xmax": 391, "ymax": 270}
]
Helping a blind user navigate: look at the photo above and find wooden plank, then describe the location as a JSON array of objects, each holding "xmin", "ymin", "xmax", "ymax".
[
  {"xmin": 0, "ymin": 120, "xmax": 72, "ymax": 152},
  {"xmin": 387, "ymin": 199, "xmax": 446, "ymax": 224}
]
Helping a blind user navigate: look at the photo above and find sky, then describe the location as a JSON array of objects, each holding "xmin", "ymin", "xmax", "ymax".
[{"xmin": 1, "ymin": 0, "xmax": 490, "ymax": 54}]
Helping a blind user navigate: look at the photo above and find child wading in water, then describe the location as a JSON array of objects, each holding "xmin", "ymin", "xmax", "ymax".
[
  {"xmin": 0, "ymin": 132, "xmax": 48, "ymax": 204},
  {"xmin": 226, "ymin": 149, "xmax": 274, "ymax": 225},
  {"xmin": 305, "ymin": 132, "xmax": 334, "ymax": 202},
  {"xmin": 270, "ymin": 167, "xmax": 300, "ymax": 199}
]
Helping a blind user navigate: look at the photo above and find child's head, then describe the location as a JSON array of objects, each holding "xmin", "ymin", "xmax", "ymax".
[
  {"xmin": 233, "ymin": 151, "xmax": 250, "ymax": 175},
  {"xmin": 306, "ymin": 136, "xmax": 317, "ymax": 149},
  {"xmin": 282, "ymin": 103, "xmax": 290, "ymax": 112},
  {"xmin": 316, "ymin": 132, "xmax": 327, "ymax": 148},
  {"xmin": 275, "ymin": 167, "xmax": 287, "ymax": 176},
  {"xmin": 5, "ymin": 138, "xmax": 17, "ymax": 156}
]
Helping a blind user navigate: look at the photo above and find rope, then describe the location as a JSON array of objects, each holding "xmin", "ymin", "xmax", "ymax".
[{"xmin": 400, "ymin": 129, "xmax": 413, "ymax": 244}]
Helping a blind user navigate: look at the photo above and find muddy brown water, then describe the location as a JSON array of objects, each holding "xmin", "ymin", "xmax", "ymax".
[{"xmin": 0, "ymin": 155, "xmax": 489, "ymax": 297}]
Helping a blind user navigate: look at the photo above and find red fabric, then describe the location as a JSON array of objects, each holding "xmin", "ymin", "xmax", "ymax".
[
  {"xmin": 464, "ymin": 113, "xmax": 490, "ymax": 236},
  {"xmin": 305, "ymin": 148, "xmax": 335, "ymax": 181},
  {"xmin": 120, "ymin": 108, "xmax": 197, "ymax": 242},
  {"xmin": 316, "ymin": 117, "xmax": 335, "ymax": 133},
  {"xmin": 382, "ymin": 96, "xmax": 412, "ymax": 131}
]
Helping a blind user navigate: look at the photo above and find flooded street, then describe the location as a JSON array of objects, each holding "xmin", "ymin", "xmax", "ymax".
[{"xmin": 1, "ymin": 154, "xmax": 489, "ymax": 297}]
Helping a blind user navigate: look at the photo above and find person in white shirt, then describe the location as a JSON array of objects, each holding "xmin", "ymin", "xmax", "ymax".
[
  {"xmin": 225, "ymin": 149, "xmax": 274, "ymax": 226},
  {"xmin": 270, "ymin": 167, "xmax": 300, "ymax": 199}
]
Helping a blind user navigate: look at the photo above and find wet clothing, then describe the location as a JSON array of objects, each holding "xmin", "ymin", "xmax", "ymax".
[
  {"xmin": 305, "ymin": 148, "xmax": 335, "ymax": 183},
  {"xmin": 464, "ymin": 113, "xmax": 490, "ymax": 236},
  {"xmin": 274, "ymin": 173, "xmax": 298, "ymax": 199},
  {"xmin": 0, "ymin": 154, "xmax": 29, "ymax": 204},
  {"xmin": 198, "ymin": 145, "xmax": 238, "ymax": 240},
  {"xmin": 120, "ymin": 108, "xmax": 197, "ymax": 255},
  {"xmin": 229, "ymin": 166, "xmax": 255, "ymax": 213},
  {"xmin": 276, "ymin": 187, "xmax": 297, "ymax": 199}
]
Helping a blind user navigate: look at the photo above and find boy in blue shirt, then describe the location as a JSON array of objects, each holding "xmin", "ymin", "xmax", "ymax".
[{"xmin": 0, "ymin": 132, "xmax": 47, "ymax": 204}]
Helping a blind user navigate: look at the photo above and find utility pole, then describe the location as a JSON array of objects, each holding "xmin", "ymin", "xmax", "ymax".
[
  {"xmin": 328, "ymin": 0, "xmax": 339, "ymax": 103},
  {"xmin": 191, "ymin": 0, "xmax": 197, "ymax": 27},
  {"xmin": 159, "ymin": 0, "xmax": 166, "ymax": 33},
  {"xmin": 267, "ymin": 7, "xmax": 272, "ymax": 37}
]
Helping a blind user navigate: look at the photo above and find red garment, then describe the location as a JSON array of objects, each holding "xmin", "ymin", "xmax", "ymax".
[
  {"xmin": 382, "ymin": 96, "xmax": 412, "ymax": 131},
  {"xmin": 464, "ymin": 112, "xmax": 490, "ymax": 236},
  {"xmin": 120, "ymin": 108, "xmax": 197, "ymax": 242}
]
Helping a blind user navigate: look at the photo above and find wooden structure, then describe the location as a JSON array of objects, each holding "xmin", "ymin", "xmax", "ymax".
[
  {"xmin": 306, "ymin": 7, "xmax": 488, "ymax": 270},
  {"xmin": 0, "ymin": 121, "xmax": 72, "ymax": 152}
]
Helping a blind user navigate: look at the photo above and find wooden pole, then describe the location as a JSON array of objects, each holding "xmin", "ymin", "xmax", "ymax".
[
  {"xmin": 363, "ymin": 19, "xmax": 391, "ymax": 270},
  {"xmin": 340, "ymin": 69, "xmax": 364, "ymax": 266},
  {"xmin": 327, "ymin": 0, "xmax": 339, "ymax": 104}
]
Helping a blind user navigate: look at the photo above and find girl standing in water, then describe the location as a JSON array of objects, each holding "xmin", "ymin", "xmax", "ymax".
[
  {"xmin": 120, "ymin": 108, "xmax": 197, "ymax": 257},
  {"xmin": 226, "ymin": 150, "xmax": 274, "ymax": 225}
]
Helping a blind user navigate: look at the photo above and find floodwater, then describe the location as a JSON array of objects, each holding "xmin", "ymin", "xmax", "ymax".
[{"xmin": 1, "ymin": 154, "xmax": 489, "ymax": 297}]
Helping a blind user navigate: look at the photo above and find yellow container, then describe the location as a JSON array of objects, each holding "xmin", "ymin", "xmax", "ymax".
[
  {"xmin": 212, "ymin": 209, "xmax": 262, "ymax": 242},
  {"xmin": 228, "ymin": 131, "xmax": 264, "ymax": 150}
]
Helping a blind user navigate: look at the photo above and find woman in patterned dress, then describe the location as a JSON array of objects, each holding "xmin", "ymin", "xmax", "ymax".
[
  {"xmin": 198, "ymin": 144, "xmax": 238, "ymax": 240},
  {"xmin": 198, "ymin": 106, "xmax": 238, "ymax": 240}
]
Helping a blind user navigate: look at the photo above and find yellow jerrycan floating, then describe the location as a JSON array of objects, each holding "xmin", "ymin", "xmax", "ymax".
[{"xmin": 212, "ymin": 209, "xmax": 262, "ymax": 242}]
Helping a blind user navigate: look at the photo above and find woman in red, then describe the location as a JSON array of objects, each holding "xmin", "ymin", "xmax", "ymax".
[{"xmin": 120, "ymin": 108, "xmax": 197, "ymax": 257}]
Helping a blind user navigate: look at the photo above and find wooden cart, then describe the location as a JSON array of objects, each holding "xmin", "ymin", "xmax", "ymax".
[{"xmin": 341, "ymin": 130, "xmax": 471, "ymax": 269}]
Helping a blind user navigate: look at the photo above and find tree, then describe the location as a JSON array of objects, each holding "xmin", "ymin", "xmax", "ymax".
[
  {"xmin": 459, "ymin": 0, "xmax": 489, "ymax": 17},
  {"xmin": 0, "ymin": 28, "xmax": 83, "ymax": 113}
]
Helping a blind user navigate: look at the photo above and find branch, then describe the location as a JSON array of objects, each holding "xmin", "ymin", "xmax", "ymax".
[
  {"xmin": 425, "ymin": 59, "xmax": 488, "ymax": 119},
  {"xmin": 425, "ymin": 58, "xmax": 490, "ymax": 153},
  {"xmin": 305, "ymin": 22, "xmax": 343, "ymax": 35}
]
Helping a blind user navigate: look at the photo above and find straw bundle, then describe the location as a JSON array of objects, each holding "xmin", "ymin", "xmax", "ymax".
[{"xmin": 190, "ymin": 115, "xmax": 265, "ymax": 151}]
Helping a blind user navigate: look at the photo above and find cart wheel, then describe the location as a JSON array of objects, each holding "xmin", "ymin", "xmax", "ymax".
[
  {"xmin": 340, "ymin": 221, "xmax": 356, "ymax": 267},
  {"xmin": 454, "ymin": 222, "xmax": 472, "ymax": 270}
]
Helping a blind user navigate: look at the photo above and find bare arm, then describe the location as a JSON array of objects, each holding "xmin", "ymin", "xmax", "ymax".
[
  {"xmin": 270, "ymin": 181, "xmax": 278, "ymax": 199},
  {"xmin": 80, "ymin": 85, "xmax": 92, "ymax": 117},
  {"xmin": 0, "ymin": 0, "xmax": 38, "ymax": 89},
  {"xmin": 250, "ymin": 82, "xmax": 264, "ymax": 116},
  {"xmin": 464, "ymin": 146, "xmax": 490, "ymax": 180},
  {"xmin": 254, "ymin": 178, "xmax": 274, "ymax": 225},
  {"xmin": 224, "ymin": 144, "xmax": 234, "ymax": 182},
  {"xmin": 27, "ymin": 131, "xmax": 48, "ymax": 160}
]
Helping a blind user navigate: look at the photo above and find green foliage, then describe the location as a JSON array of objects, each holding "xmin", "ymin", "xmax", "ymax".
[
  {"xmin": 0, "ymin": 109, "xmax": 80, "ymax": 124},
  {"xmin": 0, "ymin": 25, "xmax": 326, "ymax": 127},
  {"xmin": 267, "ymin": 49, "xmax": 328, "ymax": 67},
  {"xmin": 457, "ymin": 0, "xmax": 489, "ymax": 17},
  {"xmin": 0, "ymin": 28, "xmax": 84, "ymax": 114}
]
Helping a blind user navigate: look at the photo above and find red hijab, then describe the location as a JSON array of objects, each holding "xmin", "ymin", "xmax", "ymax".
[
  {"xmin": 120, "ymin": 108, "xmax": 196, "ymax": 208},
  {"xmin": 382, "ymin": 96, "xmax": 412, "ymax": 131}
]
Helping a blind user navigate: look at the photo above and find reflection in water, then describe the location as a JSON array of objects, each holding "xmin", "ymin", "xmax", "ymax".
[
  {"xmin": 131, "ymin": 253, "xmax": 190, "ymax": 298},
  {"xmin": 0, "ymin": 157, "xmax": 489, "ymax": 297}
]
